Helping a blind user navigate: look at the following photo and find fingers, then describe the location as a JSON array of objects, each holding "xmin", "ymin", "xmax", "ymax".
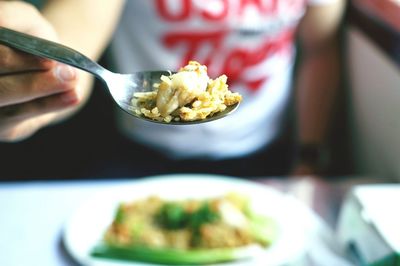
[
  {"xmin": 0, "ymin": 89, "xmax": 79, "ymax": 125},
  {"xmin": 0, "ymin": 89, "xmax": 80, "ymax": 142},
  {"xmin": 0, "ymin": 1, "xmax": 57, "ymax": 40},
  {"xmin": 0, "ymin": 112, "xmax": 57, "ymax": 142},
  {"xmin": 0, "ymin": 63, "xmax": 77, "ymax": 107},
  {"xmin": 0, "ymin": 2, "xmax": 58, "ymax": 74},
  {"xmin": 0, "ymin": 1, "xmax": 82, "ymax": 142},
  {"xmin": 0, "ymin": 45, "xmax": 55, "ymax": 74}
]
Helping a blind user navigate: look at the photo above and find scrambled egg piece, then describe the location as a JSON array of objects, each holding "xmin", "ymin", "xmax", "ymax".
[{"xmin": 131, "ymin": 61, "xmax": 242, "ymax": 123}]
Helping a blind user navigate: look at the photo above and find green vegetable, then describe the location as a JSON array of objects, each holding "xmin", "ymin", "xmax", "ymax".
[
  {"xmin": 189, "ymin": 202, "xmax": 219, "ymax": 229},
  {"xmin": 245, "ymin": 206, "xmax": 279, "ymax": 246},
  {"xmin": 156, "ymin": 202, "xmax": 219, "ymax": 232},
  {"xmin": 188, "ymin": 202, "xmax": 219, "ymax": 246},
  {"xmin": 114, "ymin": 205, "xmax": 125, "ymax": 224},
  {"xmin": 91, "ymin": 244, "xmax": 258, "ymax": 265},
  {"xmin": 249, "ymin": 214, "xmax": 278, "ymax": 246},
  {"xmin": 156, "ymin": 203, "xmax": 188, "ymax": 229}
]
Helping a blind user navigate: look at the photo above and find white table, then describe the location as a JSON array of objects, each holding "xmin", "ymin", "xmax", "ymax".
[
  {"xmin": 0, "ymin": 177, "xmax": 354, "ymax": 266},
  {"xmin": 0, "ymin": 180, "xmax": 136, "ymax": 266}
]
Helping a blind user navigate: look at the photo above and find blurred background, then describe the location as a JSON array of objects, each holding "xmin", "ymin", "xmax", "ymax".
[
  {"xmin": 0, "ymin": 1, "xmax": 399, "ymax": 266},
  {"xmin": 344, "ymin": 0, "xmax": 400, "ymax": 180},
  {"xmin": 0, "ymin": 0, "xmax": 399, "ymax": 182}
]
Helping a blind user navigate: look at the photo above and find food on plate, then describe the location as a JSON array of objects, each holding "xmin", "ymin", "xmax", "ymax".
[
  {"xmin": 131, "ymin": 61, "xmax": 242, "ymax": 123},
  {"xmin": 91, "ymin": 193, "xmax": 278, "ymax": 265}
]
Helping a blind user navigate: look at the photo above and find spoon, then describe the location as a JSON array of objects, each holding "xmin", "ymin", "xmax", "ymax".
[{"xmin": 0, "ymin": 27, "xmax": 239, "ymax": 125}]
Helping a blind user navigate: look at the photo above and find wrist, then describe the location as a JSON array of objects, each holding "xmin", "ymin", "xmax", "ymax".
[{"xmin": 295, "ymin": 143, "xmax": 331, "ymax": 172}]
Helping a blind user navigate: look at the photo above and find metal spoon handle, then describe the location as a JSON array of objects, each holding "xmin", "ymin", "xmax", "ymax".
[{"xmin": 0, "ymin": 27, "xmax": 109, "ymax": 79}]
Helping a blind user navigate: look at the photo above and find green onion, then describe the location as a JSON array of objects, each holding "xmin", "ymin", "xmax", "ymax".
[
  {"xmin": 114, "ymin": 205, "xmax": 125, "ymax": 224},
  {"xmin": 246, "ymin": 208, "xmax": 279, "ymax": 246},
  {"xmin": 156, "ymin": 203, "xmax": 188, "ymax": 229},
  {"xmin": 91, "ymin": 244, "xmax": 260, "ymax": 265}
]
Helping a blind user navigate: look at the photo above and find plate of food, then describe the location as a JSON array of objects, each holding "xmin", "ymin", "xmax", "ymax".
[{"xmin": 63, "ymin": 174, "xmax": 316, "ymax": 266}]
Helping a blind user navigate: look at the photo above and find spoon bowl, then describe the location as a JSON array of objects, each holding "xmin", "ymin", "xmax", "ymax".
[{"xmin": 0, "ymin": 27, "xmax": 239, "ymax": 125}]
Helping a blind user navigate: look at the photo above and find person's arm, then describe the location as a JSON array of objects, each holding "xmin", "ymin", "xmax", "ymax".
[
  {"xmin": 292, "ymin": 0, "xmax": 345, "ymax": 175},
  {"xmin": 0, "ymin": 0, "xmax": 124, "ymax": 141},
  {"xmin": 41, "ymin": 0, "xmax": 125, "ymax": 118}
]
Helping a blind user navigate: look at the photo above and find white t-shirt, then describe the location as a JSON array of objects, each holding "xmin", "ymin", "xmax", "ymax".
[{"xmin": 110, "ymin": 0, "xmax": 336, "ymax": 159}]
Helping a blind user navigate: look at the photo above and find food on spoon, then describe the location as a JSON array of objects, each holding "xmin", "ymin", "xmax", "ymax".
[
  {"xmin": 131, "ymin": 61, "xmax": 242, "ymax": 123},
  {"xmin": 91, "ymin": 193, "xmax": 278, "ymax": 265}
]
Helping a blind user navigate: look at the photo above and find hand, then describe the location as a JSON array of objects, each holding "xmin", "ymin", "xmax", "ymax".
[{"xmin": 0, "ymin": 1, "xmax": 81, "ymax": 142}]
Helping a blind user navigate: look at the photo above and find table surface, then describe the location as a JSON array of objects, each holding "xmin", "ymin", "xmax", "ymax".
[{"xmin": 0, "ymin": 175, "xmax": 395, "ymax": 266}]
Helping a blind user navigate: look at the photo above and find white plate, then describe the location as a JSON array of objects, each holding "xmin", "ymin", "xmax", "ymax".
[{"xmin": 63, "ymin": 174, "xmax": 318, "ymax": 266}]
